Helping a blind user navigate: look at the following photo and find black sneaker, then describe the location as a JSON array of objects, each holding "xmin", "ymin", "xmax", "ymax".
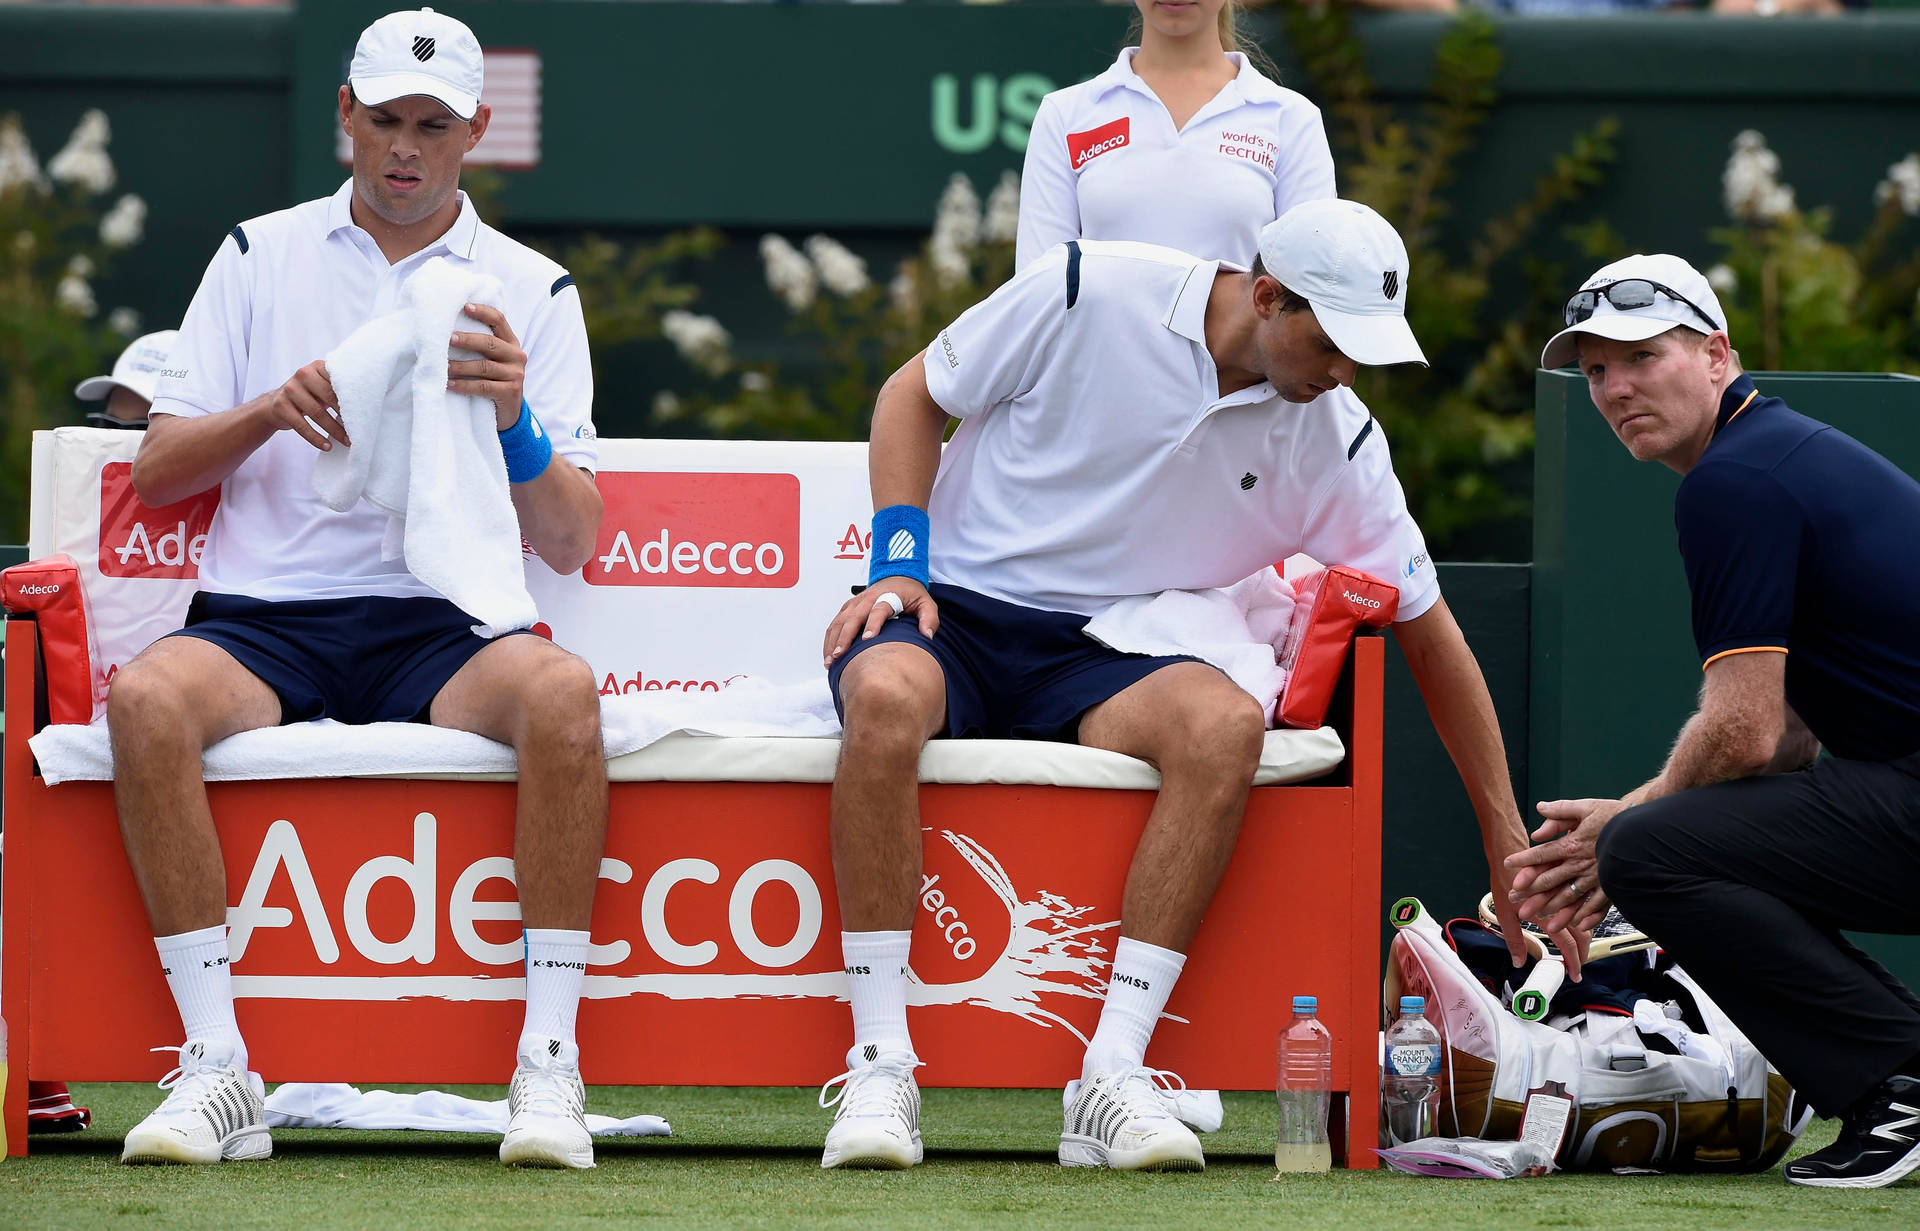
[{"xmin": 1784, "ymin": 1074, "xmax": 1920, "ymax": 1188}]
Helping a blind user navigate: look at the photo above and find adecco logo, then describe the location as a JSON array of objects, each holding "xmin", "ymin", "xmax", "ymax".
[
  {"xmin": 1067, "ymin": 117, "xmax": 1130, "ymax": 170},
  {"xmin": 1342, "ymin": 588, "xmax": 1383, "ymax": 610},
  {"xmin": 97, "ymin": 462, "xmax": 219, "ymax": 580},
  {"xmin": 586, "ymin": 473, "xmax": 800, "ymax": 590},
  {"xmin": 16, "ymin": 583, "xmax": 61, "ymax": 595}
]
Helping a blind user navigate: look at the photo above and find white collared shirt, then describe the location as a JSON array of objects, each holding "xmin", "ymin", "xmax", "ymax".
[
  {"xmin": 922, "ymin": 240, "xmax": 1439, "ymax": 620},
  {"xmin": 151, "ymin": 180, "xmax": 597, "ymax": 602},
  {"xmin": 1016, "ymin": 49, "xmax": 1336, "ymax": 270}
]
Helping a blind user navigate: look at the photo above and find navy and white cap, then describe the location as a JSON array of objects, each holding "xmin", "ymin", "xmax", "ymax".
[
  {"xmin": 1257, "ymin": 199, "xmax": 1427, "ymax": 368},
  {"xmin": 1540, "ymin": 253, "xmax": 1728, "ymax": 370},
  {"xmin": 74, "ymin": 330, "xmax": 178, "ymax": 402},
  {"xmin": 349, "ymin": 7, "xmax": 484, "ymax": 121}
]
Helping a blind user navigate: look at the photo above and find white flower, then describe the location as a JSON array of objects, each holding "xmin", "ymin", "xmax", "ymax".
[
  {"xmin": 99, "ymin": 194, "xmax": 146, "ymax": 248},
  {"xmin": 66, "ymin": 254, "xmax": 94, "ymax": 279},
  {"xmin": 1722, "ymin": 130, "xmax": 1794, "ymax": 224},
  {"xmin": 932, "ymin": 173, "xmax": 981, "ymax": 254},
  {"xmin": 740, "ymin": 370, "xmax": 771, "ymax": 394},
  {"xmin": 55, "ymin": 272, "xmax": 97, "ymax": 317},
  {"xmin": 660, "ymin": 309, "xmax": 733, "ymax": 377},
  {"xmin": 759, "ymin": 234, "xmax": 817, "ymax": 312},
  {"xmin": 651, "ymin": 390, "xmax": 683, "ymax": 418},
  {"xmin": 47, "ymin": 109, "xmax": 115, "ymax": 195},
  {"xmin": 1873, "ymin": 153, "xmax": 1920, "ymax": 218},
  {"xmin": 889, "ymin": 268, "xmax": 919, "ymax": 317},
  {"xmin": 929, "ymin": 237, "xmax": 970, "ymax": 290},
  {"xmin": 107, "ymin": 306, "xmax": 142, "ymax": 336},
  {"xmin": 804, "ymin": 234, "xmax": 870, "ymax": 298},
  {"xmin": 1706, "ymin": 264, "xmax": 1738, "ymax": 296},
  {"xmin": 0, "ymin": 117, "xmax": 47, "ymax": 195},
  {"xmin": 983, "ymin": 171, "xmax": 1021, "ymax": 246},
  {"xmin": 13, "ymin": 230, "xmax": 35, "ymax": 257}
]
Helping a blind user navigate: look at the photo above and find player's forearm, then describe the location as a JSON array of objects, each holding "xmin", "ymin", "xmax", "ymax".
[
  {"xmin": 1629, "ymin": 704, "xmax": 1778, "ymax": 805},
  {"xmin": 511, "ymin": 462, "xmax": 604, "ymax": 576},
  {"xmin": 131, "ymin": 400, "xmax": 279, "ymax": 507},
  {"xmin": 868, "ymin": 351, "xmax": 950, "ymax": 511},
  {"xmin": 1764, "ymin": 706, "xmax": 1821, "ymax": 775}
]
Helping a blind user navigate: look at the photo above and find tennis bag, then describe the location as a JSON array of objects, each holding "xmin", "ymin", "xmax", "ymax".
[{"xmin": 1384, "ymin": 899, "xmax": 1810, "ymax": 1172}]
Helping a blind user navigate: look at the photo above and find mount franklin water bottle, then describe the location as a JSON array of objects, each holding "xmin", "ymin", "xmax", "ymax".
[{"xmin": 1383, "ymin": 995, "xmax": 1442, "ymax": 1145}]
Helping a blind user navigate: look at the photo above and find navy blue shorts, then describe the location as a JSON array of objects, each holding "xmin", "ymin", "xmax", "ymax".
[
  {"xmin": 169, "ymin": 592, "xmax": 527, "ymax": 726},
  {"xmin": 827, "ymin": 582, "xmax": 1200, "ymax": 742}
]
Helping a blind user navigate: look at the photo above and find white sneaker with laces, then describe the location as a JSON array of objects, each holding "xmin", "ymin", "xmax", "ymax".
[
  {"xmin": 1059, "ymin": 1066, "xmax": 1206, "ymax": 1171},
  {"xmin": 500, "ymin": 1036, "xmax": 594, "ymax": 1169},
  {"xmin": 819, "ymin": 1045, "xmax": 924, "ymax": 1169},
  {"xmin": 120, "ymin": 1040, "xmax": 271, "ymax": 1165}
]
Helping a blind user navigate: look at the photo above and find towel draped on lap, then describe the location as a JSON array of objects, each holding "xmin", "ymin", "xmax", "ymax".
[{"xmin": 1082, "ymin": 570, "xmax": 1296, "ymax": 722}]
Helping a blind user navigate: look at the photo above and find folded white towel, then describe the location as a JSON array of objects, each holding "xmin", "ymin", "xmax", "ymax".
[
  {"xmin": 1082, "ymin": 570, "xmax": 1295, "ymax": 722},
  {"xmin": 262, "ymin": 1082, "xmax": 670, "ymax": 1137},
  {"xmin": 314, "ymin": 257, "xmax": 535, "ymax": 638},
  {"xmin": 28, "ymin": 677, "xmax": 841, "ymax": 785}
]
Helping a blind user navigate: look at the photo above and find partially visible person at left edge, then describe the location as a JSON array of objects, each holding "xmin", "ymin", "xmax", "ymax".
[
  {"xmin": 109, "ymin": 7, "xmax": 609, "ymax": 1170},
  {"xmin": 74, "ymin": 329, "xmax": 179, "ymax": 429},
  {"xmin": 1512, "ymin": 253, "xmax": 1920, "ymax": 1190}
]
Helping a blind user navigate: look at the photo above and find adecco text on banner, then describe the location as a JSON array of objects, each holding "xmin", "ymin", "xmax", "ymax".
[
  {"xmin": 97, "ymin": 461, "xmax": 220, "ymax": 579},
  {"xmin": 586, "ymin": 472, "xmax": 801, "ymax": 589}
]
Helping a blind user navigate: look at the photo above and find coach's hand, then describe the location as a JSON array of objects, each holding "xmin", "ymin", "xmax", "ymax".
[
  {"xmin": 449, "ymin": 303, "xmax": 528, "ymax": 428},
  {"xmin": 262, "ymin": 359, "xmax": 349, "ymax": 451},
  {"xmin": 1507, "ymin": 797, "xmax": 1625, "ymax": 953},
  {"xmin": 825, "ymin": 578, "xmax": 937, "ymax": 667}
]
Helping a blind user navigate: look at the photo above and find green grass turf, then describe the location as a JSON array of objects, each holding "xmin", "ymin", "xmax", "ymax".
[{"xmin": 3, "ymin": 1084, "xmax": 1914, "ymax": 1230}]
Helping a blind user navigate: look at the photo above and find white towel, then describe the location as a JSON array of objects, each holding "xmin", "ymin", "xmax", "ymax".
[
  {"xmin": 1082, "ymin": 570, "xmax": 1295, "ymax": 722},
  {"xmin": 313, "ymin": 257, "xmax": 535, "ymax": 638},
  {"xmin": 28, "ymin": 678, "xmax": 841, "ymax": 785},
  {"xmin": 262, "ymin": 1082, "xmax": 670, "ymax": 1137}
]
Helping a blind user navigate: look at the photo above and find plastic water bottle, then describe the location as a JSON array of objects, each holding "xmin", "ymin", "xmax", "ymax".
[
  {"xmin": 1275, "ymin": 994, "xmax": 1333, "ymax": 1172},
  {"xmin": 1383, "ymin": 995, "xmax": 1443, "ymax": 1145}
]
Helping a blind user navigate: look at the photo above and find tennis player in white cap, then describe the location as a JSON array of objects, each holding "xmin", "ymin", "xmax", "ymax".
[
  {"xmin": 111, "ymin": 7, "xmax": 607, "ymax": 1171},
  {"xmin": 812, "ymin": 200, "xmax": 1540, "ymax": 1172},
  {"xmin": 74, "ymin": 330, "xmax": 179, "ymax": 429}
]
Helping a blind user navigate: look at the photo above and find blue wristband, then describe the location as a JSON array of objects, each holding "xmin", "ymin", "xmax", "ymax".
[
  {"xmin": 870, "ymin": 504, "xmax": 931, "ymax": 588},
  {"xmin": 498, "ymin": 398, "xmax": 553, "ymax": 484}
]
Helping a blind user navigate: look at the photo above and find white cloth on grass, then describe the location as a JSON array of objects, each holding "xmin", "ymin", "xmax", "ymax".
[{"xmin": 263, "ymin": 1083, "xmax": 669, "ymax": 1137}]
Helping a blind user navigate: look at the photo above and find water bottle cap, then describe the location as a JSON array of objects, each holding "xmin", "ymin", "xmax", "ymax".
[
  {"xmin": 1292, "ymin": 995, "xmax": 1316, "ymax": 1013},
  {"xmin": 1399, "ymin": 996, "xmax": 1426, "ymax": 1013}
]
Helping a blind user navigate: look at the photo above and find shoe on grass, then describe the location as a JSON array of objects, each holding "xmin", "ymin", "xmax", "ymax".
[
  {"xmin": 120, "ymin": 1040, "xmax": 270, "ymax": 1165},
  {"xmin": 500, "ymin": 1036, "xmax": 594, "ymax": 1170},
  {"xmin": 1785, "ymin": 1074, "xmax": 1920, "ymax": 1189},
  {"xmin": 1059, "ymin": 1066, "xmax": 1205, "ymax": 1172},
  {"xmin": 819, "ymin": 1045, "xmax": 924, "ymax": 1169}
]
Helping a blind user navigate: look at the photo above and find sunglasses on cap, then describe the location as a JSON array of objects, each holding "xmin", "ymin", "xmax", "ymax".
[
  {"xmin": 84, "ymin": 410, "xmax": 149, "ymax": 430},
  {"xmin": 1563, "ymin": 278, "xmax": 1720, "ymax": 333}
]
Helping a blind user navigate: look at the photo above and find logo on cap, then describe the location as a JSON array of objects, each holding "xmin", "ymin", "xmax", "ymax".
[
  {"xmin": 412, "ymin": 35, "xmax": 436, "ymax": 62},
  {"xmin": 1382, "ymin": 270, "xmax": 1399, "ymax": 300}
]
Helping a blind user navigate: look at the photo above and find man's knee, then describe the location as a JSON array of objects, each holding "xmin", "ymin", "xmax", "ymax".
[
  {"xmin": 838, "ymin": 650, "xmax": 942, "ymax": 753},
  {"xmin": 519, "ymin": 650, "xmax": 602, "ymax": 742},
  {"xmin": 107, "ymin": 653, "xmax": 199, "ymax": 748},
  {"xmin": 1161, "ymin": 689, "xmax": 1265, "ymax": 786}
]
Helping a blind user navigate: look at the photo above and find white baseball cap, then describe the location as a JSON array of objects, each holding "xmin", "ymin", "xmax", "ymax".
[
  {"xmin": 1256, "ymin": 199, "xmax": 1426, "ymax": 367},
  {"xmin": 1540, "ymin": 253, "xmax": 1728, "ymax": 369},
  {"xmin": 349, "ymin": 7, "xmax": 484, "ymax": 121},
  {"xmin": 74, "ymin": 329, "xmax": 178, "ymax": 403}
]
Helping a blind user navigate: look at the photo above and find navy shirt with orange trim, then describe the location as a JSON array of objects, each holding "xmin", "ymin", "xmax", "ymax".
[{"xmin": 1675, "ymin": 373, "xmax": 1920, "ymax": 762}]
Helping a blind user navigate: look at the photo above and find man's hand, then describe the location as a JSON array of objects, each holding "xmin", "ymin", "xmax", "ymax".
[
  {"xmin": 825, "ymin": 578, "xmax": 938, "ymax": 667},
  {"xmin": 449, "ymin": 303, "xmax": 528, "ymax": 428},
  {"xmin": 1507, "ymin": 796, "xmax": 1626, "ymax": 939},
  {"xmin": 260, "ymin": 360, "xmax": 349, "ymax": 452}
]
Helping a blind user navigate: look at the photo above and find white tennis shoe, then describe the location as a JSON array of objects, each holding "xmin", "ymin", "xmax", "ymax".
[
  {"xmin": 500, "ymin": 1036, "xmax": 595, "ymax": 1170},
  {"xmin": 120, "ymin": 1040, "xmax": 271, "ymax": 1165},
  {"xmin": 819, "ymin": 1045, "xmax": 925, "ymax": 1169},
  {"xmin": 1059, "ymin": 1066, "xmax": 1206, "ymax": 1171}
]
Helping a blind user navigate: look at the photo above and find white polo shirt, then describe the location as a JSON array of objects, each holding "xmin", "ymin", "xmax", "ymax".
[
  {"xmin": 151, "ymin": 180, "xmax": 597, "ymax": 602},
  {"xmin": 1016, "ymin": 49, "xmax": 1336, "ymax": 270},
  {"xmin": 921, "ymin": 240, "xmax": 1439, "ymax": 621}
]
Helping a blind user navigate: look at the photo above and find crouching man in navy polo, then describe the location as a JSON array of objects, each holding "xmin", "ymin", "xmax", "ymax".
[
  {"xmin": 108, "ymin": 9, "xmax": 608, "ymax": 1169},
  {"xmin": 815, "ymin": 201, "xmax": 1542, "ymax": 1171}
]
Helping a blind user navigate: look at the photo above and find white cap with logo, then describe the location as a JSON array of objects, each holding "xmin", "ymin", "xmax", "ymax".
[
  {"xmin": 1256, "ymin": 199, "xmax": 1427, "ymax": 368},
  {"xmin": 349, "ymin": 7, "xmax": 484, "ymax": 121},
  {"xmin": 74, "ymin": 329, "xmax": 179, "ymax": 403},
  {"xmin": 1539, "ymin": 253, "xmax": 1728, "ymax": 369}
]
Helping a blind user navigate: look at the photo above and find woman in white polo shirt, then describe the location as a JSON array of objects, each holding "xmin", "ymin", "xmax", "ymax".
[{"xmin": 1017, "ymin": 0, "xmax": 1335, "ymax": 270}]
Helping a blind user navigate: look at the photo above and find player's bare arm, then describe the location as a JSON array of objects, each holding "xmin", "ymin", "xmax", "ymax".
[
  {"xmin": 130, "ymin": 361, "xmax": 349, "ymax": 507},
  {"xmin": 823, "ymin": 351, "xmax": 950, "ymax": 664}
]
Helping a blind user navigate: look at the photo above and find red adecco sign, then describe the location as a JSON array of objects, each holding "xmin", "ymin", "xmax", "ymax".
[
  {"xmin": 97, "ymin": 461, "xmax": 220, "ymax": 579},
  {"xmin": 586, "ymin": 473, "xmax": 800, "ymax": 589}
]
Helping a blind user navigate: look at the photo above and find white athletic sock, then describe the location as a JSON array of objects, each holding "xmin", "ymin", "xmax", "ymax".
[
  {"xmin": 842, "ymin": 930, "xmax": 914, "ymax": 1062},
  {"xmin": 154, "ymin": 924, "xmax": 246, "ymax": 1068},
  {"xmin": 1082, "ymin": 936, "xmax": 1187, "ymax": 1081},
  {"xmin": 519, "ymin": 928, "xmax": 590, "ymax": 1057}
]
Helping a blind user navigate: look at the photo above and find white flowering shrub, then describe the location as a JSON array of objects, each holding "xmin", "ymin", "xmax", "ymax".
[
  {"xmin": 1706, "ymin": 132, "xmax": 1920, "ymax": 373},
  {"xmin": 0, "ymin": 109, "xmax": 148, "ymax": 540}
]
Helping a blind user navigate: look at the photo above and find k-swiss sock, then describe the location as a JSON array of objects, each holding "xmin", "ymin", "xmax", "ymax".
[
  {"xmin": 154, "ymin": 924, "xmax": 247, "ymax": 1068},
  {"xmin": 842, "ymin": 930, "xmax": 914, "ymax": 1063},
  {"xmin": 520, "ymin": 928, "xmax": 591, "ymax": 1057},
  {"xmin": 1082, "ymin": 936, "xmax": 1187, "ymax": 1081}
]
